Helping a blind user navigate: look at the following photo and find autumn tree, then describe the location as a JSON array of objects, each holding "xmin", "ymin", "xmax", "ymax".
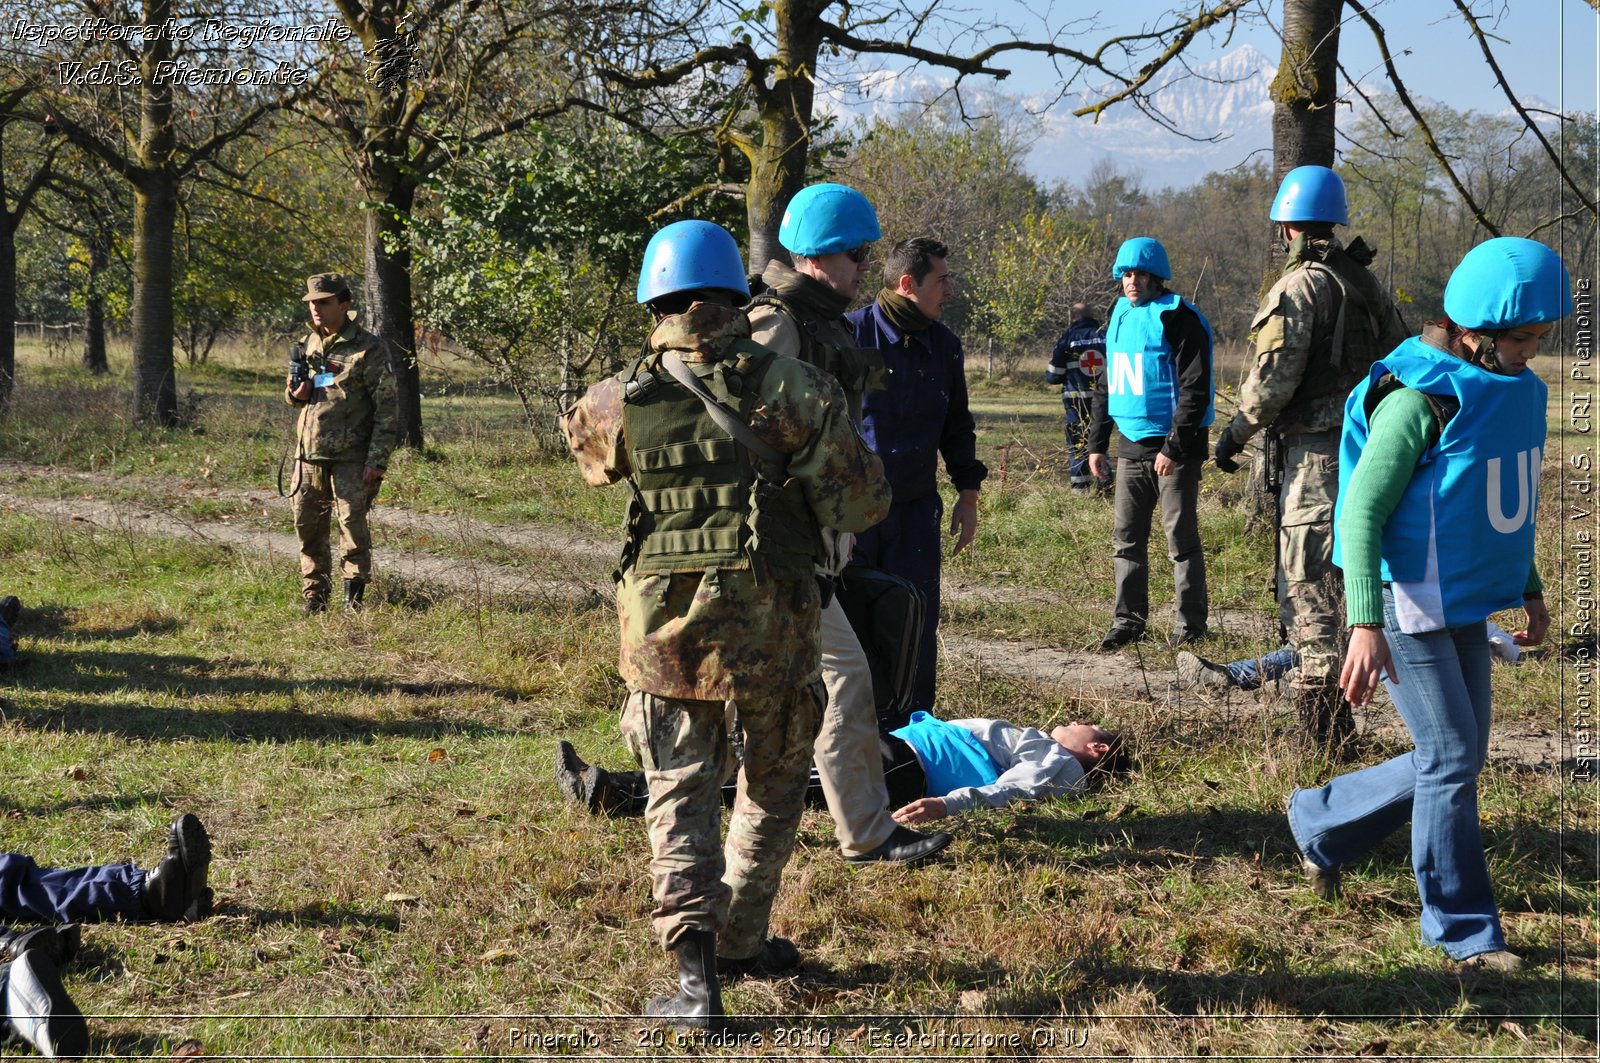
[
  {"xmin": 308, "ymin": 0, "xmax": 648, "ymax": 451},
  {"xmin": 2, "ymin": 1, "xmax": 315, "ymax": 424},
  {"xmin": 597, "ymin": 2, "xmax": 1249, "ymax": 276}
]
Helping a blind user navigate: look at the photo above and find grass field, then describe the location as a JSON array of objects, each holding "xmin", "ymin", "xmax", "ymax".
[{"xmin": 0, "ymin": 339, "xmax": 1594, "ymax": 1059}]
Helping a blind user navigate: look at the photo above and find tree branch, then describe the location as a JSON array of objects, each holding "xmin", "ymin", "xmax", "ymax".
[
  {"xmin": 1070, "ymin": 1, "xmax": 1249, "ymax": 121},
  {"xmin": 1346, "ymin": 0, "xmax": 1500, "ymax": 236},
  {"xmin": 1450, "ymin": 0, "xmax": 1595, "ymax": 215}
]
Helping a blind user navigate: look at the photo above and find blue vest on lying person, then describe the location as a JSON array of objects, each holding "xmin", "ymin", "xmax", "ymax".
[{"xmin": 890, "ymin": 711, "xmax": 999, "ymax": 796}]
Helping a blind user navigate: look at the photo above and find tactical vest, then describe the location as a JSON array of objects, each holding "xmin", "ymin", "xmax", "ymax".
[
  {"xmin": 1105, "ymin": 292, "xmax": 1216, "ymax": 441},
  {"xmin": 619, "ymin": 341, "xmax": 821, "ymax": 581},
  {"xmin": 747, "ymin": 290, "xmax": 885, "ymax": 404},
  {"xmin": 1270, "ymin": 238, "xmax": 1398, "ymax": 433},
  {"xmin": 1334, "ymin": 337, "xmax": 1545, "ymax": 632}
]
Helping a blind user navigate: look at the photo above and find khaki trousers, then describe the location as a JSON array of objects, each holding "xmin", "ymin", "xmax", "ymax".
[
  {"xmin": 293, "ymin": 460, "xmax": 373, "ymax": 597},
  {"xmin": 620, "ymin": 683, "xmax": 823, "ymax": 956},
  {"xmin": 812, "ymin": 597, "xmax": 897, "ymax": 855}
]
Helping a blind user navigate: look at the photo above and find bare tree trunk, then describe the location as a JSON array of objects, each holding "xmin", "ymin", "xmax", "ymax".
[
  {"xmin": 745, "ymin": 2, "xmax": 826, "ymax": 271},
  {"xmin": 1270, "ymin": 0, "xmax": 1343, "ymax": 179},
  {"xmin": 363, "ymin": 171, "xmax": 423, "ymax": 450},
  {"xmin": 0, "ymin": 211, "xmax": 15, "ymax": 406},
  {"xmin": 81, "ymin": 220, "xmax": 108, "ymax": 373},
  {"xmin": 131, "ymin": 175, "xmax": 178, "ymax": 424}
]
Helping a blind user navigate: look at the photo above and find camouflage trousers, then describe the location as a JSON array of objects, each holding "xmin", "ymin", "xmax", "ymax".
[
  {"xmin": 293, "ymin": 460, "xmax": 374, "ymax": 597},
  {"xmin": 619, "ymin": 681, "xmax": 824, "ymax": 958},
  {"xmin": 1276, "ymin": 432, "xmax": 1345, "ymax": 685}
]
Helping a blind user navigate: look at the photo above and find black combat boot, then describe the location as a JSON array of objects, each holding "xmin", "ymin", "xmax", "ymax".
[
  {"xmin": 343, "ymin": 579, "xmax": 366, "ymax": 613},
  {"xmin": 0, "ymin": 925, "xmax": 79, "ymax": 967},
  {"xmin": 645, "ymin": 929, "xmax": 723, "ymax": 1031},
  {"xmin": 555, "ymin": 743, "xmax": 648, "ymax": 817},
  {"xmin": 2, "ymin": 949, "xmax": 89, "ymax": 1058},
  {"xmin": 141, "ymin": 814, "xmax": 213, "ymax": 923},
  {"xmin": 303, "ymin": 582, "xmax": 330, "ymax": 615}
]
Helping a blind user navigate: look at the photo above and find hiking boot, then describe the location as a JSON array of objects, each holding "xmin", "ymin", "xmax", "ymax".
[
  {"xmin": 2, "ymin": 949, "xmax": 89, "ymax": 1058},
  {"xmin": 303, "ymin": 584, "xmax": 329, "ymax": 615},
  {"xmin": 718, "ymin": 935, "xmax": 799, "ymax": 982},
  {"xmin": 1460, "ymin": 949, "xmax": 1524, "ymax": 972},
  {"xmin": 555, "ymin": 742, "xmax": 645, "ymax": 817},
  {"xmin": 555, "ymin": 741, "xmax": 589, "ymax": 806},
  {"xmin": 645, "ymin": 929, "xmax": 723, "ymax": 1032},
  {"xmin": 0, "ymin": 925, "xmax": 79, "ymax": 967},
  {"xmin": 845, "ymin": 825, "xmax": 952, "ymax": 865},
  {"xmin": 1176, "ymin": 650, "xmax": 1234, "ymax": 690},
  {"xmin": 1099, "ymin": 626, "xmax": 1146, "ymax": 652},
  {"xmin": 141, "ymin": 814, "xmax": 213, "ymax": 922},
  {"xmin": 343, "ymin": 579, "xmax": 366, "ymax": 613}
]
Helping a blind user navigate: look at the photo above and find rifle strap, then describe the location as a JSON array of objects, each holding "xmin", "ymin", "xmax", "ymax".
[{"xmin": 659, "ymin": 351, "xmax": 785, "ymax": 467}]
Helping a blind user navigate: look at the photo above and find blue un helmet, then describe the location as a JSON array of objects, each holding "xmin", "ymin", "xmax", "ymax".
[
  {"xmin": 778, "ymin": 183, "xmax": 881, "ymax": 256},
  {"xmin": 1110, "ymin": 237, "xmax": 1172, "ymax": 281},
  {"xmin": 636, "ymin": 220, "xmax": 750, "ymax": 305},
  {"xmin": 1444, "ymin": 236, "xmax": 1573, "ymax": 331},
  {"xmin": 1270, "ymin": 165, "xmax": 1349, "ymax": 226}
]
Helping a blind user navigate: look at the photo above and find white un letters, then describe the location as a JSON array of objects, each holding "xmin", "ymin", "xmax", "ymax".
[
  {"xmin": 1108, "ymin": 351, "xmax": 1143, "ymax": 397},
  {"xmin": 1486, "ymin": 447, "xmax": 1541, "ymax": 534}
]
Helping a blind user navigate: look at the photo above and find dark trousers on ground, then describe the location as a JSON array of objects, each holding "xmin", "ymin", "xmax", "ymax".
[
  {"xmin": 0, "ymin": 853, "xmax": 145, "ymax": 924},
  {"xmin": 854, "ymin": 494, "xmax": 943, "ymax": 713},
  {"xmin": 1111, "ymin": 456, "xmax": 1207, "ymax": 636}
]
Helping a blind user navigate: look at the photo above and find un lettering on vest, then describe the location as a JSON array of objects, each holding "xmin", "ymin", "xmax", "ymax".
[
  {"xmin": 1487, "ymin": 446, "xmax": 1542, "ymax": 534},
  {"xmin": 1108, "ymin": 350, "xmax": 1143, "ymax": 396}
]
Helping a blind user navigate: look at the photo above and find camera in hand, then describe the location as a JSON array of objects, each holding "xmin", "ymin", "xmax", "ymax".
[{"xmin": 288, "ymin": 344, "xmax": 310, "ymax": 391}]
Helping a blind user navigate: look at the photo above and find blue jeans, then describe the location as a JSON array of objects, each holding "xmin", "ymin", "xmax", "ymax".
[
  {"xmin": 1287, "ymin": 589, "xmax": 1503, "ymax": 959},
  {"xmin": 1225, "ymin": 646, "xmax": 1299, "ymax": 690},
  {"xmin": 0, "ymin": 853, "xmax": 147, "ymax": 923}
]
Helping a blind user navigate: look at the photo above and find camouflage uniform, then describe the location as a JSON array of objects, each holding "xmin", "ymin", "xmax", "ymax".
[
  {"xmin": 745, "ymin": 259, "xmax": 902, "ymax": 858},
  {"xmin": 285, "ymin": 313, "xmax": 398, "ymax": 602},
  {"xmin": 1223, "ymin": 234, "xmax": 1407, "ymax": 686},
  {"xmin": 564, "ymin": 302, "xmax": 890, "ymax": 956}
]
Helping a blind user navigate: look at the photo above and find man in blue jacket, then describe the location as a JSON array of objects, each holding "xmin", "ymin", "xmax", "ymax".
[
  {"xmin": 1046, "ymin": 303, "xmax": 1107, "ymax": 493},
  {"xmin": 1087, "ymin": 237, "xmax": 1215, "ymax": 651},
  {"xmin": 845, "ymin": 237, "xmax": 987, "ymax": 715}
]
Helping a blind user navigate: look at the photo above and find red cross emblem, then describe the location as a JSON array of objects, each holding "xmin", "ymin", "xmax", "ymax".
[{"xmin": 1078, "ymin": 349, "xmax": 1104, "ymax": 377}]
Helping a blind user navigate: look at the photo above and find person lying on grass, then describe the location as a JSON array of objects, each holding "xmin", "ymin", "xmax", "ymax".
[{"xmin": 559, "ymin": 711, "xmax": 1130, "ymax": 825}]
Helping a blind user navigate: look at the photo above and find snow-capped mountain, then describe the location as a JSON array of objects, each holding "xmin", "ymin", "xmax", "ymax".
[{"xmin": 1028, "ymin": 43, "xmax": 1278, "ymax": 190}]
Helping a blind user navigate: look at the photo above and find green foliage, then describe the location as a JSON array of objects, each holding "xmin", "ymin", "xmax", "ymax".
[
  {"xmin": 410, "ymin": 121, "xmax": 736, "ymax": 434},
  {"xmin": 968, "ymin": 211, "xmax": 1095, "ymax": 376}
]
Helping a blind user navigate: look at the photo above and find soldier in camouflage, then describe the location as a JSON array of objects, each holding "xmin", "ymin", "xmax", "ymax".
[
  {"xmin": 564, "ymin": 220, "xmax": 891, "ymax": 1030},
  {"xmin": 1208, "ymin": 167, "xmax": 1407, "ymax": 748},
  {"xmin": 284, "ymin": 273, "xmax": 398, "ymax": 614},
  {"xmin": 746, "ymin": 183, "xmax": 952, "ymax": 866}
]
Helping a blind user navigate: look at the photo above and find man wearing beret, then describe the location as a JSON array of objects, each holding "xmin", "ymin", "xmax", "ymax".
[{"xmin": 285, "ymin": 273, "xmax": 398, "ymax": 613}]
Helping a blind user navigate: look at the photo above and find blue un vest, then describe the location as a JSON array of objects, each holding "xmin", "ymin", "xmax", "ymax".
[
  {"xmin": 890, "ymin": 711, "xmax": 1000, "ymax": 796},
  {"xmin": 1105, "ymin": 292, "xmax": 1214, "ymax": 441},
  {"xmin": 1334, "ymin": 337, "xmax": 1546, "ymax": 632}
]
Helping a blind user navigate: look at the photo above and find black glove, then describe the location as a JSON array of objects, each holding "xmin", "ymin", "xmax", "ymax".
[{"xmin": 1214, "ymin": 431, "xmax": 1244, "ymax": 474}]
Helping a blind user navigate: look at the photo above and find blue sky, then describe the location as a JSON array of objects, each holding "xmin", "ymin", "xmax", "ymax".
[{"xmin": 822, "ymin": 0, "xmax": 1599, "ymax": 188}]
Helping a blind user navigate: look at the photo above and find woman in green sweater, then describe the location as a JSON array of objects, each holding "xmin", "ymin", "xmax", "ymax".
[{"xmin": 1286, "ymin": 237, "xmax": 1569, "ymax": 971}]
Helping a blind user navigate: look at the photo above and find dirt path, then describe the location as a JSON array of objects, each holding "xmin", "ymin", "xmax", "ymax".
[{"xmin": 0, "ymin": 461, "xmax": 1567, "ymax": 768}]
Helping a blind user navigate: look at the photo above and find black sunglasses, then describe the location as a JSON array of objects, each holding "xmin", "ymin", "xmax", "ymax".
[{"xmin": 845, "ymin": 243, "xmax": 873, "ymax": 264}]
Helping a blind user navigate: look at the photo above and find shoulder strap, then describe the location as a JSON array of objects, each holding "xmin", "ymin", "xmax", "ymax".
[{"xmin": 659, "ymin": 351, "xmax": 784, "ymax": 466}]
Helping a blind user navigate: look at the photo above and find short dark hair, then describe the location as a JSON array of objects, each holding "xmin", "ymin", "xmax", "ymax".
[
  {"xmin": 1081, "ymin": 728, "xmax": 1132, "ymax": 788},
  {"xmin": 884, "ymin": 237, "xmax": 949, "ymax": 288}
]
